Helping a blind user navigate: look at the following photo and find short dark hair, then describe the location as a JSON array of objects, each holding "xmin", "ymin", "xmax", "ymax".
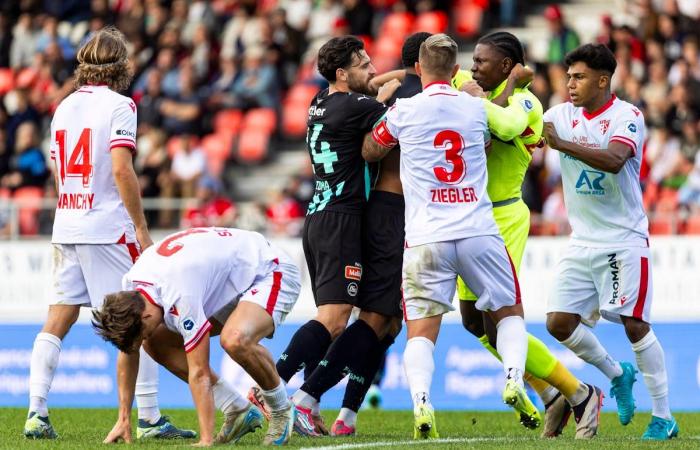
[
  {"xmin": 92, "ymin": 291, "xmax": 145, "ymax": 353},
  {"xmin": 317, "ymin": 35, "xmax": 365, "ymax": 82},
  {"xmin": 402, "ymin": 32, "xmax": 432, "ymax": 68},
  {"xmin": 564, "ymin": 43, "xmax": 617, "ymax": 74},
  {"xmin": 477, "ymin": 31, "xmax": 525, "ymax": 66}
]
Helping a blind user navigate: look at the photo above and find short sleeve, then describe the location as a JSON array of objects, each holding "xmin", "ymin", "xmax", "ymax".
[
  {"xmin": 170, "ymin": 295, "xmax": 212, "ymax": 353},
  {"xmin": 110, "ymin": 98, "xmax": 137, "ymax": 152},
  {"xmin": 353, "ymin": 95, "xmax": 388, "ymax": 132},
  {"xmin": 610, "ymin": 112, "xmax": 643, "ymax": 156},
  {"xmin": 49, "ymin": 121, "xmax": 56, "ymax": 161},
  {"xmin": 543, "ymin": 107, "xmax": 555, "ymax": 123},
  {"xmin": 371, "ymin": 104, "xmax": 400, "ymax": 148}
]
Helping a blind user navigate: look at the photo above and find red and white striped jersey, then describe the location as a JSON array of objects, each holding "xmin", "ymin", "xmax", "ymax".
[
  {"xmin": 544, "ymin": 95, "xmax": 648, "ymax": 247},
  {"xmin": 122, "ymin": 228, "xmax": 281, "ymax": 352},
  {"xmin": 50, "ymin": 85, "xmax": 138, "ymax": 244},
  {"xmin": 371, "ymin": 81, "xmax": 498, "ymax": 247}
]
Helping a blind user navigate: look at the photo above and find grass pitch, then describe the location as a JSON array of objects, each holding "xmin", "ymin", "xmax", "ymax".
[{"xmin": 1, "ymin": 408, "xmax": 699, "ymax": 449}]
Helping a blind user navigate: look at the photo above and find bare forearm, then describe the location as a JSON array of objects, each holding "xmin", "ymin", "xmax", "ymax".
[
  {"xmin": 114, "ymin": 163, "xmax": 149, "ymax": 231},
  {"xmin": 362, "ymin": 132, "xmax": 393, "ymax": 162},
  {"xmin": 189, "ymin": 370, "xmax": 215, "ymax": 444},
  {"xmin": 369, "ymin": 69, "xmax": 406, "ymax": 96},
  {"xmin": 116, "ymin": 351, "xmax": 139, "ymax": 421},
  {"xmin": 555, "ymin": 141, "xmax": 625, "ymax": 173}
]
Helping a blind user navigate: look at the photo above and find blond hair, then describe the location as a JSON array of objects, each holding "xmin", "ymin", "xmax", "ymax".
[
  {"xmin": 74, "ymin": 26, "xmax": 132, "ymax": 92},
  {"xmin": 418, "ymin": 33, "xmax": 458, "ymax": 79}
]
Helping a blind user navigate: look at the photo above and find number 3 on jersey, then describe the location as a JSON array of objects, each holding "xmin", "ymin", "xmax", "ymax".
[
  {"xmin": 433, "ymin": 130, "xmax": 466, "ymax": 184},
  {"xmin": 55, "ymin": 128, "xmax": 93, "ymax": 187}
]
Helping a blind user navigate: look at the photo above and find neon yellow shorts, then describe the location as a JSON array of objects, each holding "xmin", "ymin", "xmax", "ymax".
[{"xmin": 458, "ymin": 199, "xmax": 530, "ymax": 301}]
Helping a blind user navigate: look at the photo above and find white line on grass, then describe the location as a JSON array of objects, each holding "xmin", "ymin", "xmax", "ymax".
[{"xmin": 300, "ymin": 437, "xmax": 508, "ymax": 450}]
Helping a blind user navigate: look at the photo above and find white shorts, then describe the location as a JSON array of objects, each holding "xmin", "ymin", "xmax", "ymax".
[
  {"xmin": 50, "ymin": 241, "xmax": 140, "ymax": 308},
  {"xmin": 547, "ymin": 244, "xmax": 653, "ymax": 326},
  {"xmin": 402, "ymin": 234, "xmax": 520, "ymax": 321},
  {"xmin": 212, "ymin": 256, "xmax": 301, "ymax": 335}
]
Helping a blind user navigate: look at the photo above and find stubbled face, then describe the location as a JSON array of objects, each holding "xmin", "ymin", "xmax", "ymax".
[
  {"xmin": 344, "ymin": 50, "xmax": 376, "ymax": 95},
  {"xmin": 566, "ymin": 61, "xmax": 608, "ymax": 108},
  {"xmin": 471, "ymin": 43, "xmax": 510, "ymax": 92}
]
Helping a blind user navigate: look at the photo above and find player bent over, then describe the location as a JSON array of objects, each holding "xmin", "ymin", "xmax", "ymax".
[
  {"xmin": 543, "ymin": 44, "xmax": 677, "ymax": 440},
  {"xmin": 363, "ymin": 34, "xmax": 536, "ymax": 439},
  {"xmin": 93, "ymin": 227, "xmax": 302, "ymax": 446},
  {"xmin": 24, "ymin": 27, "xmax": 192, "ymax": 440}
]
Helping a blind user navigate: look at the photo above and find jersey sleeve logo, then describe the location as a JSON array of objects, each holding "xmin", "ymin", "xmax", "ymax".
[
  {"xmin": 623, "ymin": 121, "xmax": 638, "ymax": 139},
  {"xmin": 520, "ymin": 98, "xmax": 534, "ymax": 112},
  {"xmin": 599, "ymin": 119, "xmax": 610, "ymax": 135},
  {"xmin": 180, "ymin": 317, "xmax": 197, "ymax": 337}
]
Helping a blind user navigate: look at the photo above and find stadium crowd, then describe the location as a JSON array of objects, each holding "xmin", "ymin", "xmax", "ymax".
[{"xmin": 0, "ymin": 0, "xmax": 699, "ymax": 237}]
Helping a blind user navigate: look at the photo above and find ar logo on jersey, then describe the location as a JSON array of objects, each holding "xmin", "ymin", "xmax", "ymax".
[
  {"xmin": 599, "ymin": 120, "xmax": 610, "ymax": 135},
  {"xmin": 575, "ymin": 170, "xmax": 605, "ymax": 196}
]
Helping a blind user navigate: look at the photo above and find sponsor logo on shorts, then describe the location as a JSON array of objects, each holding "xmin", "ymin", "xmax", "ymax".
[
  {"xmin": 345, "ymin": 264, "xmax": 362, "ymax": 281},
  {"xmin": 347, "ymin": 282, "xmax": 358, "ymax": 297},
  {"xmin": 607, "ymin": 253, "xmax": 623, "ymax": 305}
]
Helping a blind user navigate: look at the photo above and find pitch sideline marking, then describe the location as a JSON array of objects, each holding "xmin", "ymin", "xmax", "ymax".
[{"xmin": 300, "ymin": 437, "xmax": 508, "ymax": 450}]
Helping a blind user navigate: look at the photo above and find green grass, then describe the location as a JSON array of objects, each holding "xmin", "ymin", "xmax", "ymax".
[{"xmin": 2, "ymin": 408, "xmax": 699, "ymax": 449}]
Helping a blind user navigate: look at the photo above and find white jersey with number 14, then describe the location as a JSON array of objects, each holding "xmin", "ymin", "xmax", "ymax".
[
  {"xmin": 544, "ymin": 95, "xmax": 648, "ymax": 247},
  {"xmin": 50, "ymin": 85, "xmax": 137, "ymax": 244}
]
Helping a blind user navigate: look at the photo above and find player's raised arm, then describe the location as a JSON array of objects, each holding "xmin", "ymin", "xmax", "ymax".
[{"xmin": 543, "ymin": 122, "xmax": 632, "ymax": 173}]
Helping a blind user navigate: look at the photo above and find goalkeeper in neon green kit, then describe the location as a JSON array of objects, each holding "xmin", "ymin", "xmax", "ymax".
[{"xmin": 453, "ymin": 32, "xmax": 602, "ymax": 439}]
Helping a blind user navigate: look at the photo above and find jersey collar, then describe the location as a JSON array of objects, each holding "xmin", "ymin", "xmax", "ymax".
[
  {"xmin": 582, "ymin": 94, "xmax": 617, "ymax": 120},
  {"xmin": 424, "ymin": 80, "xmax": 452, "ymax": 90},
  {"xmin": 488, "ymin": 78, "xmax": 508, "ymax": 101}
]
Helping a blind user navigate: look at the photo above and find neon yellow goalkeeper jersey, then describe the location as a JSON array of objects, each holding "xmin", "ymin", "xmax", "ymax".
[{"xmin": 452, "ymin": 70, "xmax": 543, "ymax": 202}]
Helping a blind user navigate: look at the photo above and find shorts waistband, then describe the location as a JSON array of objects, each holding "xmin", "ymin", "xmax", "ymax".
[
  {"xmin": 492, "ymin": 197, "xmax": 520, "ymax": 208},
  {"xmin": 368, "ymin": 190, "xmax": 405, "ymax": 209}
]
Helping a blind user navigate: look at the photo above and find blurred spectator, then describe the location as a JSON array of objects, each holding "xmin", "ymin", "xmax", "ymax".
[
  {"xmin": 679, "ymin": 151, "xmax": 700, "ymax": 212},
  {"xmin": 343, "ymin": 0, "xmax": 374, "ymax": 36},
  {"xmin": 160, "ymin": 64, "xmax": 202, "ymax": 135},
  {"xmin": 167, "ymin": 134, "xmax": 206, "ymax": 199},
  {"xmin": 265, "ymin": 187, "xmax": 304, "ymax": 236},
  {"xmin": 1, "ymin": 122, "xmax": 49, "ymax": 192},
  {"xmin": 181, "ymin": 175, "xmax": 237, "ymax": 228},
  {"xmin": 544, "ymin": 5, "xmax": 580, "ymax": 64},
  {"xmin": 10, "ymin": 14, "xmax": 40, "ymax": 69},
  {"xmin": 137, "ymin": 69, "xmax": 164, "ymax": 132},
  {"xmin": 136, "ymin": 128, "xmax": 171, "ymax": 226},
  {"xmin": 230, "ymin": 47, "xmax": 278, "ymax": 110},
  {"xmin": 35, "ymin": 16, "xmax": 76, "ymax": 61},
  {"xmin": 5, "ymin": 89, "xmax": 41, "ymax": 152}
]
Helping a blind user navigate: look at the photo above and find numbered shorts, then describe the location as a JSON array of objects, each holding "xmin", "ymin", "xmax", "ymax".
[
  {"xmin": 302, "ymin": 210, "xmax": 363, "ymax": 306},
  {"xmin": 458, "ymin": 199, "xmax": 529, "ymax": 301},
  {"xmin": 547, "ymin": 245, "xmax": 653, "ymax": 326},
  {"xmin": 357, "ymin": 191, "xmax": 405, "ymax": 318},
  {"xmin": 50, "ymin": 240, "xmax": 140, "ymax": 308},
  {"xmin": 212, "ymin": 250, "xmax": 301, "ymax": 336},
  {"xmin": 402, "ymin": 234, "xmax": 521, "ymax": 321}
]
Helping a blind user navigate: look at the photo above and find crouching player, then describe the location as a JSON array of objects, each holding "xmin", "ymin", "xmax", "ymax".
[{"xmin": 93, "ymin": 227, "xmax": 301, "ymax": 446}]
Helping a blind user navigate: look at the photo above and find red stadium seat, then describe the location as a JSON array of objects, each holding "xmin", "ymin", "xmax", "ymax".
[
  {"xmin": 286, "ymin": 84, "xmax": 319, "ymax": 104},
  {"xmin": 13, "ymin": 186, "xmax": 44, "ymax": 235},
  {"xmin": 0, "ymin": 68, "xmax": 14, "ymax": 95},
  {"xmin": 683, "ymin": 214, "xmax": 700, "ymax": 234},
  {"xmin": 357, "ymin": 35, "xmax": 373, "ymax": 57},
  {"xmin": 213, "ymin": 109, "xmax": 243, "ymax": 135},
  {"xmin": 201, "ymin": 133, "xmax": 233, "ymax": 161},
  {"xmin": 371, "ymin": 55, "xmax": 400, "ymax": 74},
  {"xmin": 414, "ymin": 11, "xmax": 448, "ymax": 34},
  {"xmin": 454, "ymin": 3, "xmax": 483, "ymax": 38},
  {"xmin": 237, "ymin": 129, "xmax": 270, "ymax": 164},
  {"xmin": 282, "ymin": 101, "xmax": 310, "ymax": 139},
  {"xmin": 242, "ymin": 108, "xmax": 277, "ymax": 134},
  {"xmin": 166, "ymin": 135, "xmax": 200, "ymax": 158},
  {"xmin": 649, "ymin": 215, "xmax": 674, "ymax": 235},
  {"xmin": 381, "ymin": 12, "xmax": 414, "ymax": 37},
  {"xmin": 374, "ymin": 36, "xmax": 403, "ymax": 59}
]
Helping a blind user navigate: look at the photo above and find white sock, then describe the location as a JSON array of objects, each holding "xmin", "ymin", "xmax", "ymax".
[
  {"xmin": 311, "ymin": 401, "xmax": 321, "ymax": 416},
  {"xmin": 560, "ymin": 323, "xmax": 623, "ymax": 380},
  {"xmin": 632, "ymin": 330, "xmax": 672, "ymax": 420},
  {"xmin": 567, "ymin": 383, "xmax": 591, "ymax": 407},
  {"xmin": 291, "ymin": 389, "xmax": 317, "ymax": 410},
  {"xmin": 496, "ymin": 316, "xmax": 527, "ymax": 387},
  {"xmin": 28, "ymin": 332, "xmax": 61, "ymax": 417},
  {"xmin": 337, "ymin": 407, "xmax": 357, "ymax": 427},
  {"xmin": 213, "ymin": 378, "xmax": 249, "ymax": 415},
  {"xmin": 261, "ymin": 381, "xmax": 290, "ymax": 413},
  {"xmin": 539, "ymin": 385, "xmax": 558, "ymax": 405},
  {"xmin": 135, "ymin": 348, "xmax": 161, "ymax": 423},
  {"xmin": 403, "ymin": 337, "xmax": 435, "ymax": 409}
]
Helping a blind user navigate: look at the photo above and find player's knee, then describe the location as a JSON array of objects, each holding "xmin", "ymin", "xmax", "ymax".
[
  {"xmin": 220, "ymin": 329, "xmax": 254, "ymax": 360},
  {"xmin": 546, "ymin": 314, "xmax": 575, "ymax": 341},
  {"xmin": 621, "ymin": 317, "xmax": 650, "ymax": 343},
  {"xmin": 462, "ymin": 313, "xmax": 484, "ymax": 338}
]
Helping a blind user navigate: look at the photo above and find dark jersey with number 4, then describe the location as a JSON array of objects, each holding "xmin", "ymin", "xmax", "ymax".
[{"xmin": 306, "ymin": 88, "xmax": 386, "ymax": 215}]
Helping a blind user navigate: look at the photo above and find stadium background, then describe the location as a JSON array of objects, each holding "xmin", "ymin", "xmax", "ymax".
[{"xmin": 0, "ymin": 0, "xmax": 699, "ymax": 414}]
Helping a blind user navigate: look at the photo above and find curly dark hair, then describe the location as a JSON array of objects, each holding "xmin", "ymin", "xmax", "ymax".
[
  {"xmin": 92, "ymin": 291, "xmax": 145, "ymax": 353},
  {"xmin": 317, "ymin": 35, "xmax": 365, "ymax": 83},
  {"xmin": 74, "ymin": 26, "xmax": 133, "ymax": 92},
  {"xmin": 565, "ymin": 43, "xmax": 617, "ymax": 74},
  {"xmin": 402, "ymin": 32, "xmax": 432, "ymax": 68}
]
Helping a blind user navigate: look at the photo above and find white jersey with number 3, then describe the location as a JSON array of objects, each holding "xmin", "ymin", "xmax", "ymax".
[
  {"xmin": 373, "ymin": 81, "xmax": 498, "ymax": 247},
  {"xmin": 50, "ymin": 85, "xmax": 137, "ymax": 244},
  {"xmin": 544, "ymin": 95, "xmax": 648, "ymax": 247}
]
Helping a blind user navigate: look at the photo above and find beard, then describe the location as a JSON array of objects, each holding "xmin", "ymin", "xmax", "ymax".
[{"xmin": 348, "ymin": 74, "xmax": 372, "ymax": 95}]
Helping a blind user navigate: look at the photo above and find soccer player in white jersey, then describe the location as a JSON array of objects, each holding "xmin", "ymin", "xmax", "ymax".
[
  {"xmin": 93, "ymin": 227, "xmax": 302, "ymax": 446},
  {"xmin": 362, "ymin": 34, "xmax": 536, "ymax": 439},
  {"xmin": 23, "ymin": 27, "xmax": 193, "ymax": 440},
  {"xmin": 543, "ymin": 43, "xmax": 678, "ymax": 440}
]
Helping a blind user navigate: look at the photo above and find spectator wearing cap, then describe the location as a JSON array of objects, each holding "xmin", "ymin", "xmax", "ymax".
[
  {"xmin": 181, "ymin": 176, "xmax": 236, "ymax": 228},
  {"xmin": 544, "ymin": 5, "xmax": 580, "ymax": 64}
]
